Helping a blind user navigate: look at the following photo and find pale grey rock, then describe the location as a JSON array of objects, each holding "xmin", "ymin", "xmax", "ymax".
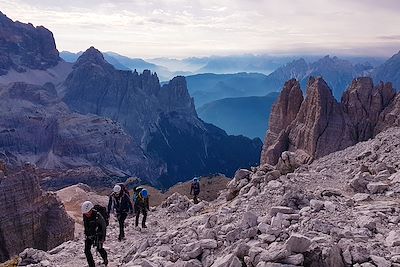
[
  {"xmin": 181, "ymin": 243, "xmax": 203, "ymax": 261},
  {"xmin": 199, "ymin": 239, "xmax": 218, "ymax": 249},
  {"xmin": 285, "ymin": 234, "xmax": 312, "ymax": 253},
  {"xmin": 211, "ymin": 254, "xmax": 242, "ymax": 267},
  {"xmin": 385, "ymin": 231, "xmax": 400, "ymax": 247},
  {"xmin": 279, "ymin": 254, "xmax": 304, "ymax": 265},
  {"xmin": 353, "ymin": 193, "xmax": 372, "ymax": 202},
  {"xmin": 242, "ymin": 212, "xmax": 258, "ymax": 228},
  {"xmin": 367, "ymin": 182, "xmax": 389, "ymax": 194},
  {"xmin": 357, "ymin": 216, "xmax": 377, "ymax": 231},
  {"xmin": 370, "ymin": 255, "xmax": 391, "ymax": 267},
  {"xmin": 270, "ymin": 206, "xmax": 295, "ymax": 216},
  {"xmin": 234, "ymin": 169, "xmax": 252, "ymax": 181},
  {"xmin": 310, "ymin": 199, "xmax": 325, "ymax": 211}
]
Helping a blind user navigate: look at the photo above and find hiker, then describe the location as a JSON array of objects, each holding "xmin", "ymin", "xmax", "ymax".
[
  {"xmin": 81, "ymin": 201, "xmax": 108, "ymax": 267},
  {"xmin": 190, "ymin": 177, "xmax": 201, "ymax": 204},
  {"xmin": 133, "ymin": 186, "xmax": 150, "ymax": 228},
  {"xmin": 108, "ymin": 184, "xmax": 133, "ymax": 241}
]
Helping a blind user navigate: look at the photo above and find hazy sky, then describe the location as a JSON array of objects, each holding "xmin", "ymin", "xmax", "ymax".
[{"xmin": 2, "ymin": 0, "xmax": 400, "ymax": 58}]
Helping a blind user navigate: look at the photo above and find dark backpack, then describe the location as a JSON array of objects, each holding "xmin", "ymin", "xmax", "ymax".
[
  {"xmin": 94, "ymin": 204, "xmax": 109, "ymax": 226},
  {"xmin": 192, "ymin": 181, "xmax": 200, "ymax": 194}
]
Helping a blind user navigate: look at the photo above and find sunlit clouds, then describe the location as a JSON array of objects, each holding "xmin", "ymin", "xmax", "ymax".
[{"xmin": 2, "ymin": 0, "xmax": 400, "ymax": 58}]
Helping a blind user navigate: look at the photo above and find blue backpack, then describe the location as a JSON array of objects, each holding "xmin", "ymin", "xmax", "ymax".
[{"xmin": 134, "ymin": 187, "xmax": 148, "ymax": 204}]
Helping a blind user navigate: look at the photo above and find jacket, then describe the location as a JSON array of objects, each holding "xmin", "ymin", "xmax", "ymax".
[
  {"xmin": 83, "ymin": 210, "xmax": 107, "ymax": 241},
  {"xmin": 108, "ymin": 192, "xmax": 133, "ymax": 214},
  {"xmin": 190, "ymin": 181, "xmax": 200, "ymax": 195}
]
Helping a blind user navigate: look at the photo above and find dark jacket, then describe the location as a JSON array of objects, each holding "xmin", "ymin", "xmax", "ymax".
[
  {"xmin": 108, "ymin": 192, "xmax": 133, "ymax": 214},
  {"xmin": 83, "ymin": 210, "xmax": 107, "ymax": 241},
  {"xmin": 190, "ymin": 181, "xmax": 200, "ymax": 195}
]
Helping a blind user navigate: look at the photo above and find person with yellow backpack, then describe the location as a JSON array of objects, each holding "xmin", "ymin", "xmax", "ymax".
[{"xmin": 133, "ymin": 186, "xmax": 150, "ymax": 228}]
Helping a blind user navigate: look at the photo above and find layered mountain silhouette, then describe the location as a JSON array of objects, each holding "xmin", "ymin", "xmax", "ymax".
[
  {"xmin": 373, "ymin": 50, "xmax": 400, "ymax": 91},
  {"xmin": 198, "ymin": 93, "xmax": 279, "ymax": 139},
  {"xmin": 265, "ymin": 56, "xmax": 374, "ymax": 99},
  {"xmin": 0, "ymin": 13, "xmax": 262, "ymax": 189},
  {"xmin": 185, "ymin": 72, "xmax": 273, "ymax": 107}
]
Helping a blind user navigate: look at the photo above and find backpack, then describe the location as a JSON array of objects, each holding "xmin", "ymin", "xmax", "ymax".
[
  {"xmin": 192, "ymin": 181, "xmax": 200, "ymax": 194},
  {"xmin": 93, "ymin": 204, "xmax": 109, "ymax": 226},
  {"xmin": 134, "ymin": 187, "xmax": 148, "ymax": 204}
]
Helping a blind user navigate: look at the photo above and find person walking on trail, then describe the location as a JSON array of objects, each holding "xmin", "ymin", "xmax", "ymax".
[
  {"xmin": 108, "ymin": 184, "xmax": 133, "ymax": 241},
  {"xmin": 81, "ymin": 201, "xmax": 108, "ymax": 267},
  {"xmin": 190, "ymin": 177, "xmax": 201, "ymax": 204},
  {"xmin": 133, "ymin": 186, "xmax": 150, "ymax": 228}
]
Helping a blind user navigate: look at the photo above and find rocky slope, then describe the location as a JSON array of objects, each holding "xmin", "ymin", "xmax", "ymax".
[
  {"xmin": 262, "ymin": 76, "xmax": 396, "ymax": 165},
  {"xmin": 0, "ymin": 12, "xmax": 59, "ymax": 75},
  {"xmin": 0, "ymin": 162, "xmax": 74, "ymax": 263},
  {"xmin": 14, "ymin": 126, "xmax": 400, "ymax": 266},
  {"xmin": 61, "ymin": 47, "xmax": 262, "ymax": 188}
]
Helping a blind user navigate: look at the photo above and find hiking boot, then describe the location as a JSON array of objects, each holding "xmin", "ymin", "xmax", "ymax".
[
  {"xmin": 103, "ymin": 259, "xmax": 108, "ymax": 266},
  {"xmin": 142, "ymin": 224, "xmax": 147, "ymax": 228}
]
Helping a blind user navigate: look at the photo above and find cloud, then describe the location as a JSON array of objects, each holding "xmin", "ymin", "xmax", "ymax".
[{"xmin": 2, "ymin": 0, "xmax": 400, "ymax": 58}]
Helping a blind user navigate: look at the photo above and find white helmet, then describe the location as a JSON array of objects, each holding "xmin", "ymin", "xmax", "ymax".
[
  {"xmin": 113, "ymin": 184, "xmax": 122, "ymax": 193},
  {"xmin": 81, "ymin": 201, "xmax": 94, "ymax": 214}
]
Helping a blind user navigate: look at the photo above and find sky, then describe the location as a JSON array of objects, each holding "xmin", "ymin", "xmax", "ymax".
[{"xmin": 2, "ymin": 0, "xmax": 400, "ymax": 58}]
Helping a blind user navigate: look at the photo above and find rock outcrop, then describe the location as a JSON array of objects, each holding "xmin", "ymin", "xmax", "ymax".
[
  {"xmin": 0, "ymin": 12, "xmax": 59, "ymax": 75},
  {"xmin": 0, "ymin": 163, "xmax": 74, "ymax": 262},
  {"xmin": 61, "ymin": 47, "xmax": 262, "ymax": 188},
  {"xmin": 261, "ymin": 79, "xmax": 303, "ymax": 165},
  {"xmin": 262, "ymin": 76, "xmax": 396, "ymax": 165}
]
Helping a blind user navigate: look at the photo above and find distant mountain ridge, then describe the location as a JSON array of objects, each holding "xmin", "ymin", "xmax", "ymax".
[
  {"xmin": 197, "ymin": 92, "xmax": 279, "ymax": 139},
  {"xmin": 373, "ymin": 50, "xmax": 400, "ymax": 90},
  {"xmin": 185, "ymin": 72, "xmax": 273, "ymax": 107},
  {"xmin": 265, "ymin": 55, "xmax": 375, "ymax": 99}
]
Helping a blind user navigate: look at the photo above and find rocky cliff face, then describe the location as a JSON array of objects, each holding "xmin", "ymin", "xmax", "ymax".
[
  {"xmin": 0, "ymin": 163, "xmax": 74, "ymax": 262},
  {"xmin": 0, "ymin": 82, "xmax": 157, "ymax": 187},
  {"xmin": 262, "ymin": 76, "xmax": 396, "ymax": 165},
  {"xmin": 0, "ymin": 12, "xmax": 59, "ymax": 75},
  {"xmin": 62, "ymin": 47, "xmax": 262, "ymax": 188},
  {"xmin": 261, "ymin": 79, "xmax": 303, "ymax": 165}
]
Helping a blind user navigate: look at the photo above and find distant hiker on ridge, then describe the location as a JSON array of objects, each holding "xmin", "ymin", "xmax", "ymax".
[
  {"xmin": 81, "ymin": 201, "xmax": 108, "ymax": 267},
  {"xmin": 108, "ymin": 184, "xmax": 133, "ymax": 241},
  {"xmin": 133, "ymin": 186, "xmax": 150, "ymax": 228},
  {"xmin": 190, "ymin": 177, "xmax": 201, "ymax": 204}
]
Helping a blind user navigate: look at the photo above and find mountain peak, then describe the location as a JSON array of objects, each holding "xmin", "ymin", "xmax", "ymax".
[
  {"xmin": 0, "ymin": 12, "xmax": 59, "ymax": 75},
  {"xmin": 74, "ymin": 46, "xmax": 107, "ymax": 67}
]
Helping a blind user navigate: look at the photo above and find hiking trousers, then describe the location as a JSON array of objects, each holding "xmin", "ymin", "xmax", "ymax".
[
  {"xmin": 84, "ymin": 238, "xmax": 107, "ymax": 267},
  {"xmin": 193, "ymin": 193, "xmax": 199, "ymax": 204},
  {"xmin": 135, "ymin": 205, "xmax": 147, "ymax": 227},
  {"xmin": 117, "ymin": 212, "xmax": 128, "ymax": 239}
]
